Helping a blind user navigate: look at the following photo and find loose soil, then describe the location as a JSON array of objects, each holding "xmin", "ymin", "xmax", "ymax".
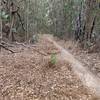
[
  {"xmin": 0, "ymin": 35, "xmax": 99, "ymax": 100},
  {"xmin": 55, "ymin": 37, "xmax": 100, "ymax": 78}
]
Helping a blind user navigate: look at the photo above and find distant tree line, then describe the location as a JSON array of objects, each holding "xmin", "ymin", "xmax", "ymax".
[{"xmin": 0, "ymin": 0, "xmax": 100, "ymax": 50}]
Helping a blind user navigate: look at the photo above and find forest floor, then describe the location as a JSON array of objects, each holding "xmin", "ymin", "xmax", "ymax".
[{"xmin": 0, "ymin": 34, "xmax": 100, "ymax": 100}]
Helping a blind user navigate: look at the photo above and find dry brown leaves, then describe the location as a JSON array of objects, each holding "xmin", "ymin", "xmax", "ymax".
[{"xmin": 0, "ymin": 35, "xmax": 99, "ymax": 100}]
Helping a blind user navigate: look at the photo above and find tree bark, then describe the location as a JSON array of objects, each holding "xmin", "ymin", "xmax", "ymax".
[
  {"xmin": 0, "ymin": 0, "xmax": 2, "ymax": 51},
  {"xmin": 84, "ymin": 0, "xmax": 97, "ymax": 41}
]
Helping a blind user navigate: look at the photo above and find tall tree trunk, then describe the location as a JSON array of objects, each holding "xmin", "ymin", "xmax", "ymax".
[
  {"xmin": 84, "ymin": 0, "xmax": 96, "ymax": 41},
  {"xmin": 9, "ymin": 15, "xmax": 15, "ymax": 41},
  {"xmin": 0, "ymin": 0, "xmax": 2, "ymax": 51}
]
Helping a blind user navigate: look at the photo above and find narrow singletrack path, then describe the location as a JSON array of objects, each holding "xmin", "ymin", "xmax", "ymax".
[{"xmin": 46, "ymin": 36, "xmax": 100, "ymax": 97}]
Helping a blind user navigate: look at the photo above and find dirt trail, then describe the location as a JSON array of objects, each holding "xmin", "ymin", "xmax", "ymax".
[
  {"xmin": 46, "ymin": 36, "xmax": 100, "ymax": 96},
  {"xmin": 0, "ymin": 35, "xmax": 100, "ymax": 99}
]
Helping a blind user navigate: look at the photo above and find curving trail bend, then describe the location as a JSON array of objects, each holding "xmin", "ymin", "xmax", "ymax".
[{"xmin": 47, "ymin": 37, "xmax": 100, "ymax": 97}]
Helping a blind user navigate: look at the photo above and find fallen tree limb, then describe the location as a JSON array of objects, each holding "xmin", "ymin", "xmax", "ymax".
[
  {"xmin": 14, "ymin": 42, "xmax": 48, "ymax": 56},
  {"xmin": 15, "ymin": 42, "xmax": 29, "ymax": 47},
  {"xmin": 32, "ymin": 48, "xmax": 48, "ymax": 56},
  {"xmin": 0, "ymin": 43, "xmax": 15, "ymax": 53},
  {"xmin": 15, "ymin": 42, "xmax": 37, "ymax": 48},
  {"xmin": 1, "ymin": 41, "xmax": 14, "ymax": 47}
]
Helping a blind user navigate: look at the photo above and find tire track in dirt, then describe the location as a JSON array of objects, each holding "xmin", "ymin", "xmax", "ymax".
[{"xmin": 46, "ymin": 36, "xmax": 100, "ymax": 97}]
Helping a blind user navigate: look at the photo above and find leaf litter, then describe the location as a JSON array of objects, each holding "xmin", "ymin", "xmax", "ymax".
[{"xmin": 0, "ymin": 35, "xmax": 99, "ymax": 100}]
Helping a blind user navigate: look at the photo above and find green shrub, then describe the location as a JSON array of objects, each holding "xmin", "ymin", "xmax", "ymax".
[{"xmin": 50, "ymin": 53, "xmax": 57, "ymax": 65}]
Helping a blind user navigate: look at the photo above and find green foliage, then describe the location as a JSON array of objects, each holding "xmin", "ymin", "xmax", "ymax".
[
  {"xmin": 50, "ymin": 53, "xmax": 57, "ymax": 65},
  {"xmin": 0, "ymin": 11, "xmax": 9, "ymax": 20},
  {"xmin": 1, "ymin": 0, "xmax": 100, "ymax": 42}
]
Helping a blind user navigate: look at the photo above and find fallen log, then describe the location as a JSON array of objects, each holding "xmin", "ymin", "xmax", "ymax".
[{"xmin": 0, "ymin": 43, "xmax": 15, "ymax": 53}]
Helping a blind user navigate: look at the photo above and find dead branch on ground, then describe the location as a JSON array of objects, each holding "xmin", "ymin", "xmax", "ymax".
[{"xmin": 0, "ymin": 43, "xmax": 15, "ymax": 53}]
